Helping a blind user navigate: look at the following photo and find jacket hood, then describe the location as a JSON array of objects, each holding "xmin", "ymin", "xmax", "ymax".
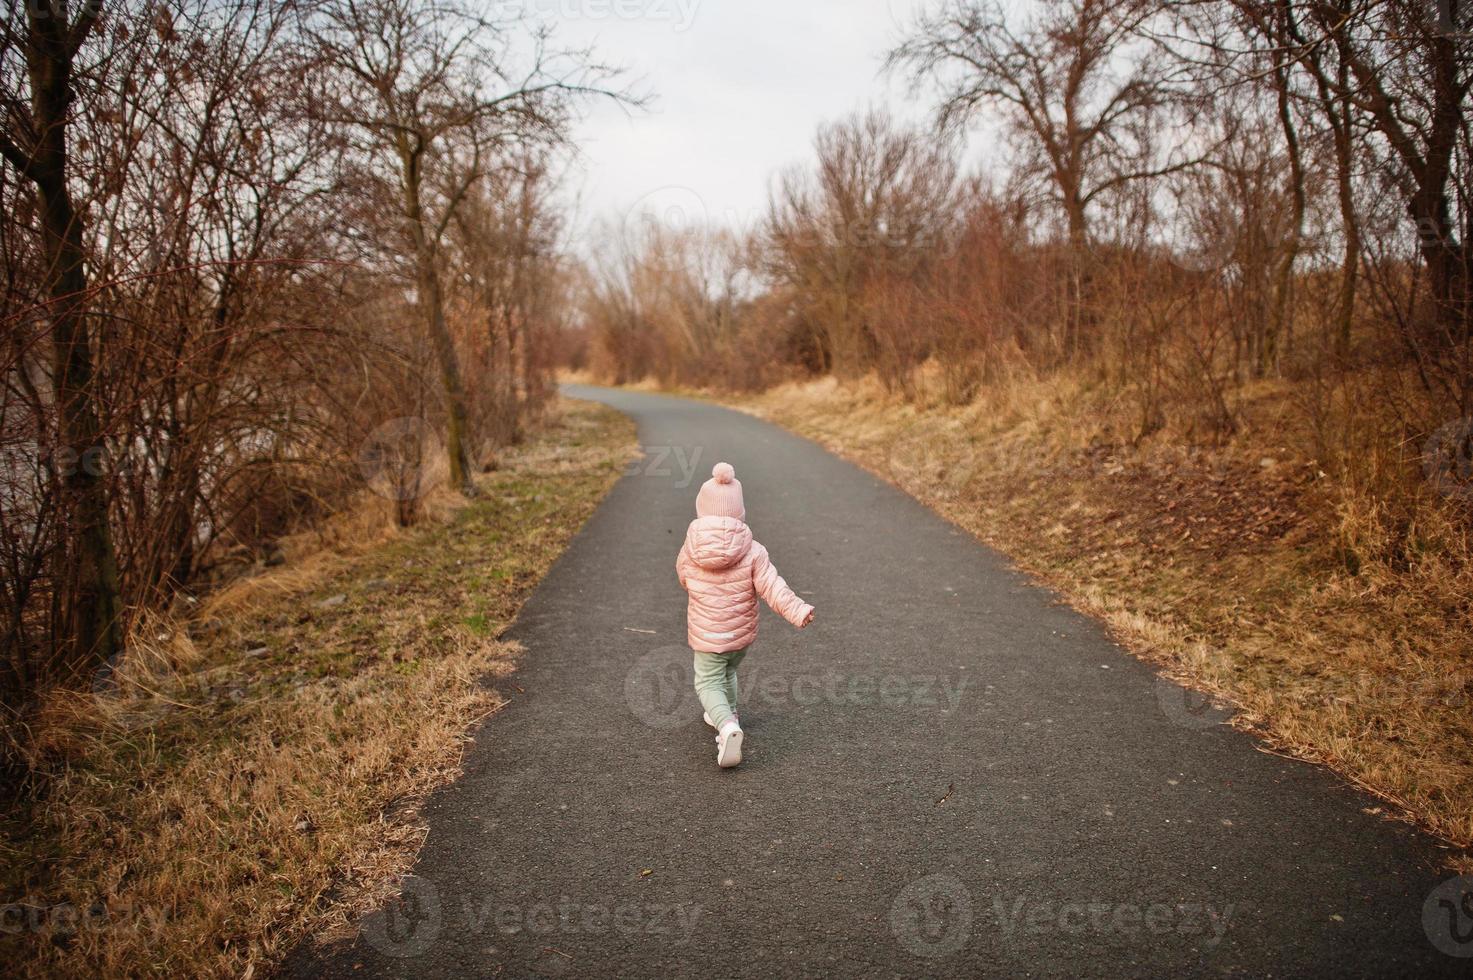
[{"xmin": 685, "ymin": 515, "xmax": 753, "ymax": 571}]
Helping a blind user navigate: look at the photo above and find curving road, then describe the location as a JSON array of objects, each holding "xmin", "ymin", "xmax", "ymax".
[{"xmin": 287, "ymin": 385, "xmax": 1465, "ymax": 978}]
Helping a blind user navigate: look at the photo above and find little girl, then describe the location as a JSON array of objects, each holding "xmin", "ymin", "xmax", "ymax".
[{"xmin": 676, "ymin": 462, "xmax": 815, "ymax": 768}]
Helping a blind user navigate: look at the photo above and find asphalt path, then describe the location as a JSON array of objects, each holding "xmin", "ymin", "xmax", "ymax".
[{"xmin": 286, "ymin": 385, "xmax": 1467, "ymax": 978}]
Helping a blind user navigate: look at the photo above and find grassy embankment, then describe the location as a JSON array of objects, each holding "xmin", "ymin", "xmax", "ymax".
[
  {"xmin": 729, "ymin": 372, "xmax": 1471, "ymax": 872},
  {"xmin": 1, "ymin": 397, "xmax": 635, "ymax": 978}
]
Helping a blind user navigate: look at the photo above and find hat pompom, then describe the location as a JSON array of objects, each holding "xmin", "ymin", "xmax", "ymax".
[{"xmin": 712, "ymin": 462, "xmax": 735, "ymax": 484}]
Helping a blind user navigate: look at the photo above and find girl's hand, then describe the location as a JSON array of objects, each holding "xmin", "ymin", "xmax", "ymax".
[{"xmin": 802, "ymin": 609, "xmax": 815, "ymax": 627}]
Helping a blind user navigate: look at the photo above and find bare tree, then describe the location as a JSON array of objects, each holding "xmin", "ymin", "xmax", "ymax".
[
  {"xmin": 1187, "ymin": 0, "xmax": 1471, "ymax": 399},
  {"xmin": 448, "ymin": 152, "xmax": 568, "ymax": 449},
  {"xmin": 0, "ymin": 0, "xmax": 123, "ymax": 674},
  {"xmin": 1284, "ymin": 0, "xmax": 1471, "ymax": 387},
  {"xmin": 765, "ymin": 110, "xmax": 960, "ymax": 379},
  {"xmin": 306, "ymin": 0, "xmax": 628, "ymax": 495},
  {"xmin": 889, "ymin": 0, "xmax": 1187, "ymax": 248},
  {"xmin": 890, "ymin": 0, "xmax": 1200, "ymax": 355}
]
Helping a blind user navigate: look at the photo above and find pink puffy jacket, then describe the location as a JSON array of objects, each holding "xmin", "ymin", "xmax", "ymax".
[{"xmin": 676, "ymin": 516, "xmax": 814, "ymax": 653}]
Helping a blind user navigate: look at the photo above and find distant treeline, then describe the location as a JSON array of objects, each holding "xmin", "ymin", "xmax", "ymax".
[{"xmin": 577, "ymin": 0, "xmax": 1469, "ymax": 456}]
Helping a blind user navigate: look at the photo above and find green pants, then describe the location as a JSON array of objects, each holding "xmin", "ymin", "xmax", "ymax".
[{"xmin": 693, "ymin": 648, "xmax": 748, "ymax": 730}]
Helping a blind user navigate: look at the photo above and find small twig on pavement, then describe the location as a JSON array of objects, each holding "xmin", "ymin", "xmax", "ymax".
[{"xmin": 934, "ymin": 782, "xmax": 954, "ymax": 806}]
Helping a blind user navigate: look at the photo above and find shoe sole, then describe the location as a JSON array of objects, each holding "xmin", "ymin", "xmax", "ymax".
[{"xmin": 717, "ymin": 730, "xmax": 743, "ymax": 768}]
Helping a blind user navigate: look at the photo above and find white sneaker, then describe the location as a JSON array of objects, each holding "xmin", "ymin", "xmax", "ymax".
[{"xmin": 716, "ymin": 722, "xmax": 743, "ymax": 768}]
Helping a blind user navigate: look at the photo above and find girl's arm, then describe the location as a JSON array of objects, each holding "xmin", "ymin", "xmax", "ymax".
[{"xmin": 751, "ymin": 543, "xmax": 814, "ymax": 628}]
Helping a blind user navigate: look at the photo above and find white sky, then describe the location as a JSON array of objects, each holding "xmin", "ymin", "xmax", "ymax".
[{"xmin": 526, "ymin": 0, "xmax": 970, "ymax": 247}]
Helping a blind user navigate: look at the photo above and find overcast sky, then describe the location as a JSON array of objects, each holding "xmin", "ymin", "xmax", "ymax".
[{"xmin": 531, "ymin": 0, "xmax": 964, "ymax": 246}]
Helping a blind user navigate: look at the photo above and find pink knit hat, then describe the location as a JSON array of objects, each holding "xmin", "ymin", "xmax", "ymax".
[{"xmin": 695, "ymin": 462, "xmax": 745, "ymax": 520}]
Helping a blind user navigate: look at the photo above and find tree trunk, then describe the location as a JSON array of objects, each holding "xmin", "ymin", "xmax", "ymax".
[
  {"xmin": 1411, "ymin": 28, "xmax": 1470, "ymax": 352},
  {"xmin": 1324, "ymin": 5, "xmax": 1467, "ymax": 357},
  {"xmin": 1411, "ymin": 186, "xmax": 1470, "ymax": 351},
  {"xmin": 27, "ymin": 6, "xmax": 124, "ymax": 675},
  {"xmin": 398, "ymin": 143, "xmax": 477, "ymax": 497},
  {"xmin": 420, "ymin": 252, "xmax": 477, "ymax": 496},
  {"xmin": 1329, "ymin": 60, "xmax": 1359, "ymax": 358},
  {"xmin": 1269, "ymin": 50, "xmax": 1306, "ymax": 377},
  {"xmin": 1062, "ymin": 180, "xmax": 1091, "ymax": 361}
]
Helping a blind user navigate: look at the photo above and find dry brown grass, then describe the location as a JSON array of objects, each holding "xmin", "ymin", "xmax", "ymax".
[
  {"xmin": 0, "ymin": 397, "xmax": 636, "ymax": 978},
  {"xmin": 736, "ymin": 368, "xmax": 1473, "ymax": 873}
]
